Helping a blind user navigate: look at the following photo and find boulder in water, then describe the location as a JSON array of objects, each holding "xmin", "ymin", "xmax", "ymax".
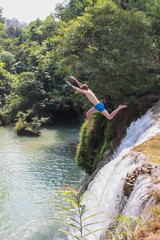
[{"xmin": 17, "ymin": 127, "xmax": 41, "ymax": 137}]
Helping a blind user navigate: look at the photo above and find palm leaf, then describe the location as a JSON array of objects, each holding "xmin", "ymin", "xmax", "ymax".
[
  {"xmin": 57, "ymin": 213, "xmax": 72, "ymax": 220},
  {"xmin": 80, "ymin": 192, "xmax": 98, "ymax": 203},
  {"xmin": 83, "ymin": 226, "xmax": 99, "ymax": 240},
  {"xmin": 80, "ymin": 204, "xmax": 100, "ymax": 216},
  {"xmin": 82, "ymin": 211, "xmax": 104, "ymax": 221},
  {"xmin": 71, "ymin": 217, "xmax": 81, "ymax": 226},
  {"xmin": 62, "ymin": 186, "xmax": 78, "ymax": 196},
  {"xmin": 80, "ymin": 204, "xmax": 86, "ymax": 216},
  {"xmin": 53, "ymin": 219, "xmax": 81, "ymax": 231},
  {"xmin": 77, "ymin": 186, "xmax": 83, "ymax": 195},
  {"xmin": 84, "ymin": 226, "xmax": 110, "ymax": 238},
  {"xmin": 83, "ymin": 220, "xmax": 106, "ymax": 228},
  {"xmin": 56, "ymin": 190, "xmax": 74, "ymax": 199},
  {"xmin": 57, "ymin": 228, "xmax": 84, "ymax": 240},
  {"xmin": 64, "ymin": 197, "xmax": 79, "ymax": 208},
  {"xmin": 55, "ymin": 205, "xmax": 76, "ymax": 215}
]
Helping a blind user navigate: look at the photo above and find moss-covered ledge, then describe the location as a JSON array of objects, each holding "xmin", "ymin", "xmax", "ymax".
[
  {"xmin": 75, "ymin": 112, "xmax": 113, "ymax": 174},
  {"xmin": 76, "ymin": 95, "xmax": 160, "ymax": 175}
]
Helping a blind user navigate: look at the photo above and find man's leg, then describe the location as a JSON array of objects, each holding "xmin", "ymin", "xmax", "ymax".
[
  {"xmin": 101, "ymin": 105, "xmax": 127, "ymax": 120},
  {"xmin": 86, "ymin": 107, "xmax": 97, "ymax": 131}
]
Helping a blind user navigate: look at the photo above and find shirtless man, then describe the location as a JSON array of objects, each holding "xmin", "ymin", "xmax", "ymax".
[{"xmin": 67, "ymin": 76, "xmax": 127, "ymax": 131}]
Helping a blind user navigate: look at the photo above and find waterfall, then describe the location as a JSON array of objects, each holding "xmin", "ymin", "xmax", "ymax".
[{"xmin": 79, "ymin": 102, "xmax": 160, "ymax": 240}]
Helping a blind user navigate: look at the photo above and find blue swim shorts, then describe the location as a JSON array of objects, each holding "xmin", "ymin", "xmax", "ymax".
[{"xmin": 94, "ymin": 102, "xmax": 105, "ymax": 112}]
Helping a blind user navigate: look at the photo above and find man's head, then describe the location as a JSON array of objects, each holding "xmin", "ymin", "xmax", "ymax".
[{"xmin": 80, "ymin": 84, "xmax": 88, "ymax": 91}]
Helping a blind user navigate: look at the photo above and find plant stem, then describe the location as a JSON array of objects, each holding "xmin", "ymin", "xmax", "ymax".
[{"xmin": 78, "ymin": 194, "xmax": 83, "ymax": 238}]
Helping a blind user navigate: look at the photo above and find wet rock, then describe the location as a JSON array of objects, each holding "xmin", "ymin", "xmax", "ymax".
[
  {"xmin": 17, "ymin": 128, "xmax": 41, "ymax": 137},
  {"xmin": 123, "ymin": 182, "xmax": 134, "ymax": 197},
  {"xmin": 123, "ymin": 162, "xmax": 157, "ymax": 198}
]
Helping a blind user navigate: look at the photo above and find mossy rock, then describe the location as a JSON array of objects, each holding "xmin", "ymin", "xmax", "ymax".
[
  {"xmin": 76, "ymin": 112, "xmax": 112, "ymax": 174},
  {"xmin": 17, "ymin": 127, "xmax": 41, "ymax": 137},
  {"xmin": 76, "ymin": 95, "xmax": 160, "ymax": 175}
]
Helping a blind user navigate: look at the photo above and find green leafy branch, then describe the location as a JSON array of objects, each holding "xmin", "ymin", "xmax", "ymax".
[{"xmin": 55, "ymin": 186, "xmax": 107, "ymax": 240}]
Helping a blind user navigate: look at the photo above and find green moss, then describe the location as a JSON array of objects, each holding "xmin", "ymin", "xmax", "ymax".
[
  {"xmin": 75, "ymin": 119, "xmax": 89, "ymax": 166},
  {"xmin": 92, "ymin": 121, "xmax": 112, "ymax": 170},
  {"xmin": 76, "ymin": 112, "xmax": 113, "ymax": 175}
]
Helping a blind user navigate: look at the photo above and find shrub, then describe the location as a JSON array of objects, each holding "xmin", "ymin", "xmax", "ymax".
[
  {"xmin": 145, "ymin": 205, "xmax": 160, "ymax": 233},
  {"xmin": 103, "ymin": 214, "xmax": 145, "ymax": 240},
  {"xmin": 14, "ymin": 110, "xmax": 49, "ymax": 136}
]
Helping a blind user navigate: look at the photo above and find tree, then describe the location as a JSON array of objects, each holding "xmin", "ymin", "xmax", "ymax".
[
  {"xmin": 113, "ymin": 0, "xmax": 154, "ymax": 11},
  {"xmin": 0, "ymin": 51, "xmax": 16, "ymax": 72},
  {"xmin": 5, "ymin": 24, "xmax": 15, "ymax": 38},
  {"xmin": 146, "ymin": 1, "xmax": 160, "ymax": 63},
  {"xmin": 0, "ymin": 7, "xmax": 5, "ymax": 24},
  {"xmin": 55, "ymin": 0, "xmax": 97, "ymax": 22},
  {"xmin": 0, "ymin": 62, "xmax": 15, "ymax": 110},
  {"xmin": 17, "ymin": 72, "xmax": 44, "ymax": 101},
  {"xmin": 23, "ymin": 19, "xmax": 43, "ymax": 43},
  {"xmin": 53, "ymin": 0, "xmax": 155, "ymax": 104},
  {"xmin": 36, "ymin": 14, "xmax": 58, "ymax": 41}
]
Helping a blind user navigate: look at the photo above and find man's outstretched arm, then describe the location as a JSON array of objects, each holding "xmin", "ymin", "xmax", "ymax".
[
  {"xmin": 66, "ymin": 81, "xmax": 86, "ymax": 93},
  {"xmin": 70, "ymin": 76, "xmax": 82, "ymax": 87}
]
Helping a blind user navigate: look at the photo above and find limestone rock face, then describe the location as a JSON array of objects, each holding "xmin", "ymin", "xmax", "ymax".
[{"xmin": 123, "ymin": 163, "xmax": 160, "ymax": 198}]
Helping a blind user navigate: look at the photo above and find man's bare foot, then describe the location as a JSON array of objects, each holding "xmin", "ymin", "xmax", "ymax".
[
  {"xmin": 118, "ymin": 105, "xmax": 128, "ymax": 110},
  {"xmin": 87, "ymin": 126, "xmax": 93, "ymax": 132}
]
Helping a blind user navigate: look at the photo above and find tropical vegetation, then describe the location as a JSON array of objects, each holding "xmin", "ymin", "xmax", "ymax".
[{"xmin": 0, "ymin": 0, "xmax": 160, "ymax": 169}]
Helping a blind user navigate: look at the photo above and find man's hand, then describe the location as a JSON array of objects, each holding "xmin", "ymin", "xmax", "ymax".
[
  {"xmin": 66, "ymin": 81, "xmax": 85, "ymax": 93},
  {"xmin": 70, "ymin": 76, "xmax": 82, "ymax": 87},
  {"xmin": 70, "ymin": 76, "xmax": 76, "ymax": 81},
  {"xmin": 66, "ymin": 81, "xmax": 72, "ymax": 87}
]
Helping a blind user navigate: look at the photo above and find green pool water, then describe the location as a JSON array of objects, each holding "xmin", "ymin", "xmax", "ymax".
[{"xmin": 0, "ymin": 125, "xmax": 88, "ymax": 240}]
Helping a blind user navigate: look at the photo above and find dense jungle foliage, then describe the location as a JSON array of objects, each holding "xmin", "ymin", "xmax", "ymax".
[{"xmin": 0, "ymin": 0, "xmax": 160, "ymax": 171}]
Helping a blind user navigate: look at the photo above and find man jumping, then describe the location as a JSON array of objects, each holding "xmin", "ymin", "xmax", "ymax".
[{"xmin": 67, "ymin": 76, "xmax": 127, "ymax": 131}]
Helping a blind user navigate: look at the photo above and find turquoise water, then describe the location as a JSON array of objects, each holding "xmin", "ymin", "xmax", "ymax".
[{"xmin": 0, "ymin": 125, "xmax": 88, "ymax": 240}]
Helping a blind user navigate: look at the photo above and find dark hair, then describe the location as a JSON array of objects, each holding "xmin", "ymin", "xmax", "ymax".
[{"xmin": 80, "ymin": 84, "xmax": 88, "ymax": 90}]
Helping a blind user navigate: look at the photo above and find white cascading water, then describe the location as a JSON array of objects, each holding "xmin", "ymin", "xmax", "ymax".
[{"xmin": 79, "ymin": 103, "xmax": 160, "ymax": 240}]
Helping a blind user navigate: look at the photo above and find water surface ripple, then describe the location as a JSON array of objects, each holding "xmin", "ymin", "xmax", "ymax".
[{"xmin": 0, "ymin": 125, "xmax": 87, "ymax": 240}]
